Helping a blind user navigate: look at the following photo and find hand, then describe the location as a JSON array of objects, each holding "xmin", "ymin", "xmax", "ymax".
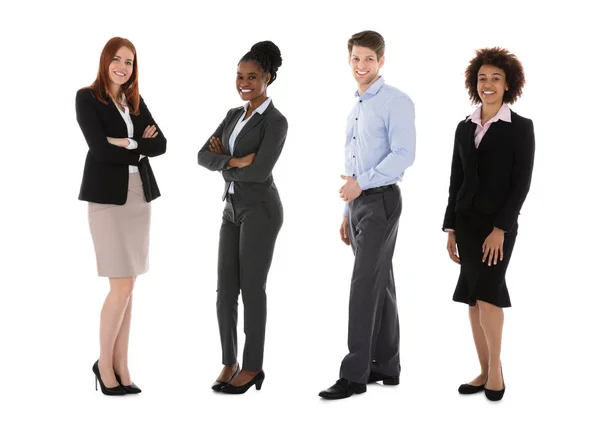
[
  {"xmin": 339, "ymin": 216, "xmax": 350, "ymax": 245},
  {"xmin": 143, "ymin": 125, "xmax": 158, "ymax": 139},
  {"xmin": 209, "ymin": 137, "xmax": 226, "ymax": 154},
  {"xmin": 106, "ymin": 137, "xmax": 129, "ymax": 147},
  {"xmin": 339, "ymin": 175, "xmax": 363, "ymax": 202},
  {"xmin": 447, "ymin": 231, "xmax": 460, "ymax": 264},
  {"xmin": 482, "ymin": 227, "xmax": 504, "ymax": 266},
  {"xmin": 228, "ymin": 153, "xmax": 256, "ymax": 168}
]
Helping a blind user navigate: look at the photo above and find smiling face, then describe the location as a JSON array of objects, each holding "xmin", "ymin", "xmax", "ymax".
[
  {"xmin": 349, "ymin": 45, "xmax": 384, "ymax": 88},
  {"xmin": 236, "ymin": 61, "xmax": 270, "ymax": 102},
  {"xmin": 477, "ymin": 64, "xmax": 508, "ymax": 106},
  {"xmin": 108, "ymin": 46, "xmax": 135, "ymax": 88}
]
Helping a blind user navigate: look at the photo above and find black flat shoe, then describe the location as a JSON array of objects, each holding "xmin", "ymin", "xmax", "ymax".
[
  {"xmin": 484, "ymin": 369, "xmax": 505, "ymax": 401},
  {"xmin": 368, "ymin": 371, "xmax": 399, "ymax": 385},
  {"xmin": 92, "ymin": 360, "xmax": 126, "ymax": 396},
  {"xmin": 318, "ymin": 378, "xmax": 366, "ymax": 400},
  {"xmin": 220, "ymin": 370, "xmax": 265, "ymax": 394},
  {"xmin": 458, "ymin": 383, "xmax": 486, "ymax": 395},
  {"xmin": 211, "ymin": 363, "xmax": 240, "ymax": 392},
  {"xmin": 115, "ymin": 372, "xmax": 142, "ymax": 394}
]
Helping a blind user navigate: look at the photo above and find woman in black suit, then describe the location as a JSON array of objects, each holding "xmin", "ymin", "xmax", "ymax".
[
  {"xmin": 76, "ymin": 37, "xmax": 166, "ymax": 395},
  {"xmin": 198, "ymin": 41, "xmax": 287, "ymax": 394},
  {"xmin": 443, "ymin": 47, "xmax": 535, "ymax": 401}
]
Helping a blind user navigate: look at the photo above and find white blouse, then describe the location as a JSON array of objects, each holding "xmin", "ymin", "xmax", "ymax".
[{"xmin": 115, "ymin": 95, "xmax": 139, "ymax": 174}]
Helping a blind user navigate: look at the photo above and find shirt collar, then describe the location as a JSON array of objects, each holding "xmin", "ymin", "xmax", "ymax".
[
  {"xmin": 243, "ymin": 97, "xmax": 272, "ymax": 115},
  {"xmin": 355, "ymin": 76, "xmax": 385, "ymax": 98},
  {"xmin": 467, "ymin": 103, "xmax": 512, "ymax": 125}
]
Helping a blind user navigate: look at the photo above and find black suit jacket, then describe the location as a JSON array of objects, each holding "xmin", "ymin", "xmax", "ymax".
[
  {"xmin": 443, "ymin": 110, "xmax": 535, "ymax": 233},
  {"xmin": 198, "ymin": 102, "xmax": 288, "ymax": 203},
  {"xmin": 76, "ymin": 88, "xmax": 167, "ymax": 204}
]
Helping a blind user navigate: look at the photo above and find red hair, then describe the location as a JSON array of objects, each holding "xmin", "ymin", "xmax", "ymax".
[{"xmin": 89, "ymin": 37, "xmax": 140, "ymax": 115}]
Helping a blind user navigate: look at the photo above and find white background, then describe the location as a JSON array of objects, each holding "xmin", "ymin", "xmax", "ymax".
[{"xmin": 1, "ymin": 0, "xmax": 598, "ymax": 431}]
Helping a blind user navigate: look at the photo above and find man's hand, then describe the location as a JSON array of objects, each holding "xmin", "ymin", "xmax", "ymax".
[
  {"xmin": 339, "ymin": 216, "xmax": 350, "ymax": 245},
  {"xmin": 339, "ymin": 175, "xmax": 363, "ymax": 202}
]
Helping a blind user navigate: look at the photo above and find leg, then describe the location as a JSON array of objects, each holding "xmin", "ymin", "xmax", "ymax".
[
  {"xmin": 478, "ymin": 300, "xmax": 505, "ymax": 390},
  {"xmin": 98, "ymin": 276, "xmax": 135, "ymax": 387},
  {"xmin": 113, "ymin": 280, "xmax": 135, "ymax": 385},
  {"xmin": 466, "ymin": 301, "xmax": 489, "ymax": 386},
  {"xmin": 371, "ymin": 265, "xmax": 400, "ymax": 377},
  {"xmin": 215, "ymin": 208, "xmax": 242, "ymax": 382},
  {"xmin": 230, "ymin": 200, "xmax": 283, "ymax": 385},
  {"xmin": 341, "ymin": 189, "xmax": 401, "ymax": 384}
]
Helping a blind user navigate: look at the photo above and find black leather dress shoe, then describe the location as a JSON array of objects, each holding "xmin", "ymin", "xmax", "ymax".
[
  {"xmin": 368, "ymin": 371, "xmax": 399, "ymax": 385},
  {"xmin": 458, "ymin": 383, "xmax": 486, "ymax": 395},
  {"xmin": 211, "ymin": 363, "xmax": 240, "ymax": 392},
  {"xmin": 318, "ymin": 379, "xmax": 366, "ymax": 400}
]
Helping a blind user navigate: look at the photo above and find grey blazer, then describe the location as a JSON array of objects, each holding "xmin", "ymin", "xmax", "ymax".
[{"xmin": 198, "ymin": 102, "xmax": 288, "ymax": 203}]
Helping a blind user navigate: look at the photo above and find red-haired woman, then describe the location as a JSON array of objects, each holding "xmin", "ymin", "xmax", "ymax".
[
  {"xmin": 443, "ymin": 47, "xmax": 535, "ymax": 401},
  {"xmin": 76, "ymin": 37, "xmax": 166, "ymax": 396}
]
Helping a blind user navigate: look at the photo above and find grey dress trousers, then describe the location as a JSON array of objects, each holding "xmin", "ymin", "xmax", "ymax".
[
  {"xmin": 340, "ymin": 184, "xmax": 402, "ymax": 384},
  {"xmin": 198, "ymin": 102, "xmax": 287, "ymax": 372}
]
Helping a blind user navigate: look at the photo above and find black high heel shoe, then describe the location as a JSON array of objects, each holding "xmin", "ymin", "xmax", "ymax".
[
  {"xmin": 115, "ymin": 372, "xmax": 142, "ymax": 394},
  {"xmin": 484, "ymin": 368, "xmax": 505, "ymax": 401},
  {"xmin": 211, "ymin": 363, "xmax": 240, "ymax": 392},
  {"xmin": 220, "ymin": 370, "xmax": 265, "ymax": 394},
  {"xmin": 92, "ymin": 360, "xmax": 126, "ymax": 396}
]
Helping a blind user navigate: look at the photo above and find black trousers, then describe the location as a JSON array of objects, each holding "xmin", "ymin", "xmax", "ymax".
[
  {"xmin": 216, "ymin": 193, "xmax": 283, "ymax": 372},
  {"xmin": 340, "ymin": 185, "xmax": 402, "ymax": 384}
]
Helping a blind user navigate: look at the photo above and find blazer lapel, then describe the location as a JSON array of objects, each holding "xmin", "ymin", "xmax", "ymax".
[
  {"xmin": 233, "ymin": 102, "xmax": 275, "ymax": 151},
  {"xmin": 221, "ymin": 108, "xmax": 245, "ymax": 156}
]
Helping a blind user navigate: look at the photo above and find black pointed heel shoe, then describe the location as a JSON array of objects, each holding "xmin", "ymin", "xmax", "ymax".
[
  {"xmin": 115, "ymin": 372, "xmax": 142, "ymax": 394},
  {"xmin": 212, "ymin": 363, "xmax": 240, "ymax": 392},
  {"xmin": 220, "ymin": 370, "xmax": 265, "ymax": 394},
  {"xmin": 484, "ymin": 368, "xmax": 505, "ymax": 402},
  {"xmin": 92, "ymin": 361, "xmax": 126, "ymax": 396}
]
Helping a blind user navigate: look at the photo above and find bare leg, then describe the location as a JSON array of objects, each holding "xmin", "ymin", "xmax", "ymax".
[
  {"xmin": 98, "ymin": 277, "xmax": 134, "ymax": 387},
  {"xmin": 113, "ymin": 277, "xmax": 136, "ymax": 385},
  {"xmin": 467, "ymin": 302, "xmax": 489, "ymax": 385},
  {"xmin": 478, "ymin": 300, "xmax": 505, "ymax": 390}
]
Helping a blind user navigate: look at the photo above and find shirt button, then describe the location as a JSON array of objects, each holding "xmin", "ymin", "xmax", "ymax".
[
  {"xmin": 355, "ymin": 118, "xmax": 358, "ymax": 120},
  {"xmin": 352, "ymin": 155, "xmax": 355, "ymax": 158},
  {"xmin": 359, "ymin": 100, "xmax": 362, "ymax": 103},
  {"xmin": 353, "ymin": 137, "xmax": 355, "ymax": 139},
  {"xmin": 352, "ymin": 174, "xmax": 356, "ymax": 177}
]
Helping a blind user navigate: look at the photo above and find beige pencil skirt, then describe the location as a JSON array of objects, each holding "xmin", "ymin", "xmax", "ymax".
[{"xmin": 88, "ymin": 173, "xmax": 151, "ymax": 277}]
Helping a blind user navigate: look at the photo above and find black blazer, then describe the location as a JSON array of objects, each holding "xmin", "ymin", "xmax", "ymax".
[
  {"xmin": 198, "ymin": 102, "xmax": 288, "ymax": 203},
  {"xmin": 76, "ymin": 88, "xmax": 167, "ymax": 204},
  {"xmin": 443, "ymin": 110, "xmax": 535, "ymax": 233}
]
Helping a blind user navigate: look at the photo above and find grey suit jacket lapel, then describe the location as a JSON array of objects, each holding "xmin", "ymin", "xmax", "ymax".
[
  {"xmin": 221, "ymin": 108, "xmax": 245, "ymax": 156},
  {"xmin": 233, "ymin": 102, "xmax": 275, "ymax": 151}
]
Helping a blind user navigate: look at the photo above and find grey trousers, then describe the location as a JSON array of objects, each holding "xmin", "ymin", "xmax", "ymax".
[
  {"xmin": 339, "ymin": 185, "xmax": 402, "ymax": 384},
  {"xmin": 217, "ymin": 194, "xmax": 283, "ymax": 372}
]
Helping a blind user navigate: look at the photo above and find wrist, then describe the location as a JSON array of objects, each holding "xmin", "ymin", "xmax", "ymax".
[{"xmin": 227, "ymin": 157, "xmax": 239, "ymax": 168}]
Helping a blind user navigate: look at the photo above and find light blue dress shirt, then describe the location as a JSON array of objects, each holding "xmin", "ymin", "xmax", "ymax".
[
  {"xmin": 344, "ymin": 76, "xmax": 416, "ymax": 216},
  {"xmin": 227, "ymin": 97, "xmax": 272, "ymax": 194}
]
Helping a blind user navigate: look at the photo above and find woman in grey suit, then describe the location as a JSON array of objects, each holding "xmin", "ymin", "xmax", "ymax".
[{"xmin": 198, "ymin": 41, "xmax": 287, "ymax": 394}]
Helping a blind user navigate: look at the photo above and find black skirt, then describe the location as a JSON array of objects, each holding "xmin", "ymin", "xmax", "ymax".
[{"xmin": 453, "ymin": 210, "xmax": 518, "ymax": 308}]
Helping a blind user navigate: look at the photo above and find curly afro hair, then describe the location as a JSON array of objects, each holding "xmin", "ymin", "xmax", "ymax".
[{"xmin": 465, "ymin": 47, "xmax": 525, "ymax": 105}]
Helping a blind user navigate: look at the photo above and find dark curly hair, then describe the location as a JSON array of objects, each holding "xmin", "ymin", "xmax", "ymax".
[
  {"xmin": 239, "ymin": 41, "xmax": 282, "ymax": 86},
  {"xmin": 465, "ymin": 47, "xmax": 525, "ymax": 105}
]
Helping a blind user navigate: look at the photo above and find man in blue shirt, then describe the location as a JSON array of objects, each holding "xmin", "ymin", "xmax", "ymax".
[{"xmin": 319, "ymin": 30, "xmax": 416, "ymax": 400}]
